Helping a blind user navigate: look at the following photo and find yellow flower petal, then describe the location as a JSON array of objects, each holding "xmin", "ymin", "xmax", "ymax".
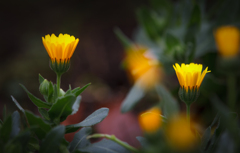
[
  {"xmin": 173, "ymin": 63, "xmax": 210, "ymax": 90},
  {"xmin": 42, "ymin": 33, "xmax": 79, "ymax": 63}
]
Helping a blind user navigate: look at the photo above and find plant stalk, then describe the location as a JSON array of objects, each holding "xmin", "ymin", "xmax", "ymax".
[
  {"xmin": 57, "ymin": 73, "xmax": 61, "ymax": 97},
  {"xmin": 186, "ymin": 104, "xmax": 190, "ymax": 126},
  {"xmin": 87, "ymin": 134, "xmax": 139, "ymax": 153},
  {"xmin": 227, "ymin": 74, "xmax": 236, "ymax": 111}
]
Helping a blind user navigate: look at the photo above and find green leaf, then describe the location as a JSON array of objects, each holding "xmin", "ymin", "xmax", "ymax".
[
  {"xmin": 38, "ymin": 108, "xmax": 50, "ymax": 120},
  {"xmin": 68, "ymin": 127, "xmax": 92, "ymax": 152},
  {"xmin": 20, "ymin": 84, "xmax": 52, "ymax": 109},
  {"xmin": 11, "ymin": 96, "xmax": 25, "ymax": 113},
  {"xmin": 48, "ymin": 94, "xmax": 76, "ymax": 122},
  {"xmin": 201, "ymin": 127, "xmax": 211, "ymax": 151},
  {"xmin": 28, "ymin": 136, "xmax": 40, "ymax": 152},
  {"xmin": 121, "ymin": 82, "xmax": 145, "ymax": 113},
  {"xmin": 71, "ymin": 96, "xmax": 81, "ymax": 115},
  {"xmin": 136, "ymin": 136, "xmax": 148, "ymax": 148},
  {"xmin": 39, "ymin": 125, "xmax": 65, "ymax": 153},
  {"xmin": 155, "ymin": 84, "xmax": 179, "ymax": 118},
  {"xmin": 79, "ymin": 139, "xmax": 131, "ymax": 153},
  {"xmin": 114, "ymin": 27, "xmax": 132, "ymax": 49},
  {"xmin": 59, "ymin": 144, "xmax": 70, "ymax": 153},
  {"xmin": 3, "ymin": 105, "xmax": 7, "ymax": 121},
  {"xmin": 72, "ymin": 83, "xmax": 91, "ymax": 97},
  {"xmin": 188, "ymin": 4, "xmax": 201, "ymax": 28},
  {"xmin": 39, "ymin": 74, "xmax": 45, "ymax": 84},
  {"xmin": 10, "ymin": 111, "xmax": 20, "ymax": 139},
  {"xmin": 65, "ymin": 108, "xmax": 109, "ymax": 133},
  {"xmin": 165, "ymin": 33, "xmax": 184, "ymax": 57},
  {"xmin": 10, "ymin": 130, "xmax": 31, "ymax": 152},
  {"xmin": 210, "ymin": 95, "xmax": 238, "ymax": 135},
  {"xmin": 4, "ymin": 144, "xmax": 22, "ymax": 153},
  {"xmin": 25, "ymin": 111, "xmax": 51, "ymax": 140},
  {"xmin": 0, "ymin": 116, "xmax": 12, "ymax": 143}
]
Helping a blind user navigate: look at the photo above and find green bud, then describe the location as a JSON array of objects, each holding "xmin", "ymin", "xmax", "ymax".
[
  {"xmin": 39, "ymin": 79, "xmax": 49, "ymax": 96},
  {"xmin": 178, "ymin": 86, "xmax": 200, "ymax": 105},
  {"xmin": 59, "ymin": 88, "xmax": 66, "ymax": 97}
]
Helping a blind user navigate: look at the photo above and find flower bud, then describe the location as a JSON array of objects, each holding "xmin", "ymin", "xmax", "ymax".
[
  {"xmin": 39, "ymin": 79, "xmax": 49, "ymax": 96},
  {"xmin": 59, "ymin": 88, "xmax": 66, "ymax": 97}
]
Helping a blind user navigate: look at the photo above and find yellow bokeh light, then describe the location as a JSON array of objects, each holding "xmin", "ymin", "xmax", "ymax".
[
  {"xmin": 214, "ymin": 26, "xmax": 240, "ymax": 58},
  {"xmin": 139, "ymin": 107, "xmax": 162, "ymax": 133},
  {"xmin": 166, "ymin": 115, "xmax": 197, "ymax": 150}
]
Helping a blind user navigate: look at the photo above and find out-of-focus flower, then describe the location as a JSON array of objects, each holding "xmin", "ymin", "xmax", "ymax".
[
  {"xmin": 42, "ymin": 33, "xmax": 79, "ymax": 74},
  {"xmin": 138, "ymin": 107, "xmax": 162, "ymax": 133},
  {"xmin": 125, "ymin": 45, "xmax": 162, "ymax": 89},
  {"xmin": 173, "ymin": 63, "xmax": 210, "ymax": 104},
  {"xmin": 214, "ymin": 26, "xmax": 240, "ymax": 58},
  {"xmin": 166, "ymin": 115, "xmax": 197, "ymax": 150}
]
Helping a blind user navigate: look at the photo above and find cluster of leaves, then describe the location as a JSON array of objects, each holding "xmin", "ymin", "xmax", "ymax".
[{"xmin": 0, "ymin": 73, "xmax": 136, "ymax": 153}]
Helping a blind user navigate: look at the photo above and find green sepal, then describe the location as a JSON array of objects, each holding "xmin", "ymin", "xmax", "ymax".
[
  {"xmin": 50, "ymin": 60, "xmax": 70, "ymax": 76},
  {"xmin": 178, "ymin": 86, "xmax": 200, "ymax": 105},
  {"xmin": 20, "ymin": 84, "xmax": 52, "ymax": 109}
]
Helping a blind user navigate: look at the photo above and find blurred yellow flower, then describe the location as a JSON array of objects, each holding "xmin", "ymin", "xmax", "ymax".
[
  {"xmin": 138, "ymin": 107, "xmax": 162, "ymax": 133},
  {"xmin": 173, "ymin": 63, "xmax": 210, "ymax": 92},
  {"xmin": 166, "ymin": 115, "xmax": 197, "ymax": 150},
  {"xmin": 125, "ymin": 45, "xmax": 161, "ymax": 89},
  {"xmin": 214, "ymin": 26, "xmax": 240, "ymax": 58},
  {"xmin": 42, "ymin": 33, "xmax": 79, "ymax": 63}
]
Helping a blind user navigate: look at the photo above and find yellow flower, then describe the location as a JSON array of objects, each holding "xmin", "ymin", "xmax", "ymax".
[
  {"xmin": 138, "ymin": 107, "xmax": 162, "ymax": 133},
  {"xmin": 42, "ymin": 33, "xmax": 79, "ymax": 63},
  {"xmin": 166, "ymin": 115, "xmax": 197, "ymax": 150},
  {"xmin": 125, "ymin": 45, "xmax": 162, "ymax": 89},
  {"xmin": 214, "ymin": 26, "xmax": 240, "ymax": 58},
  {"xmin": 173, "ymin": 63, "xmax": 210, "ymax": 91}
]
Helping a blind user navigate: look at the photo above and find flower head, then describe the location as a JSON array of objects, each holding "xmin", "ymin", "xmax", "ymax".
[
  {"xmin": 125, "ymin": 45, "xmax": 162, "ymax": 89},
  {"xmin": 166, "ymin": 115, "xmax": 197, "ymax": 150},
  {"xmin": 173, "ymin": 63, "xmax": 210, "ymax": 91},
  {"xmin": 42, "ymin": 33, "xmax": 79, "ymax": 63},
  {"xmin": 42, "ymin": 33, "xmax": 79, "ymax": 75},
  {"xmin": 138, "ymin": 107, "xmax": 162, "ymax": 133},
  {"xmin": 214, "ymin": 26, "xmax": 240, "ymax": 58}
]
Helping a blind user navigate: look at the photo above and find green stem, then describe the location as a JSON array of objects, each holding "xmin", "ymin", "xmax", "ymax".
[
  {"xmin": 186, "ymin": 104, "xmax": 190, "ymax": 126},
  {"xmin": 87, "ymin": 134, "xmax": 139, "ymax": 153},
  {"xmin": 57, "ymin": 74, "xmax": 61, "ymax": 97},
  {"xmin": 227, "ymin": 74, "xmax": 236, "ymax": 111}
]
